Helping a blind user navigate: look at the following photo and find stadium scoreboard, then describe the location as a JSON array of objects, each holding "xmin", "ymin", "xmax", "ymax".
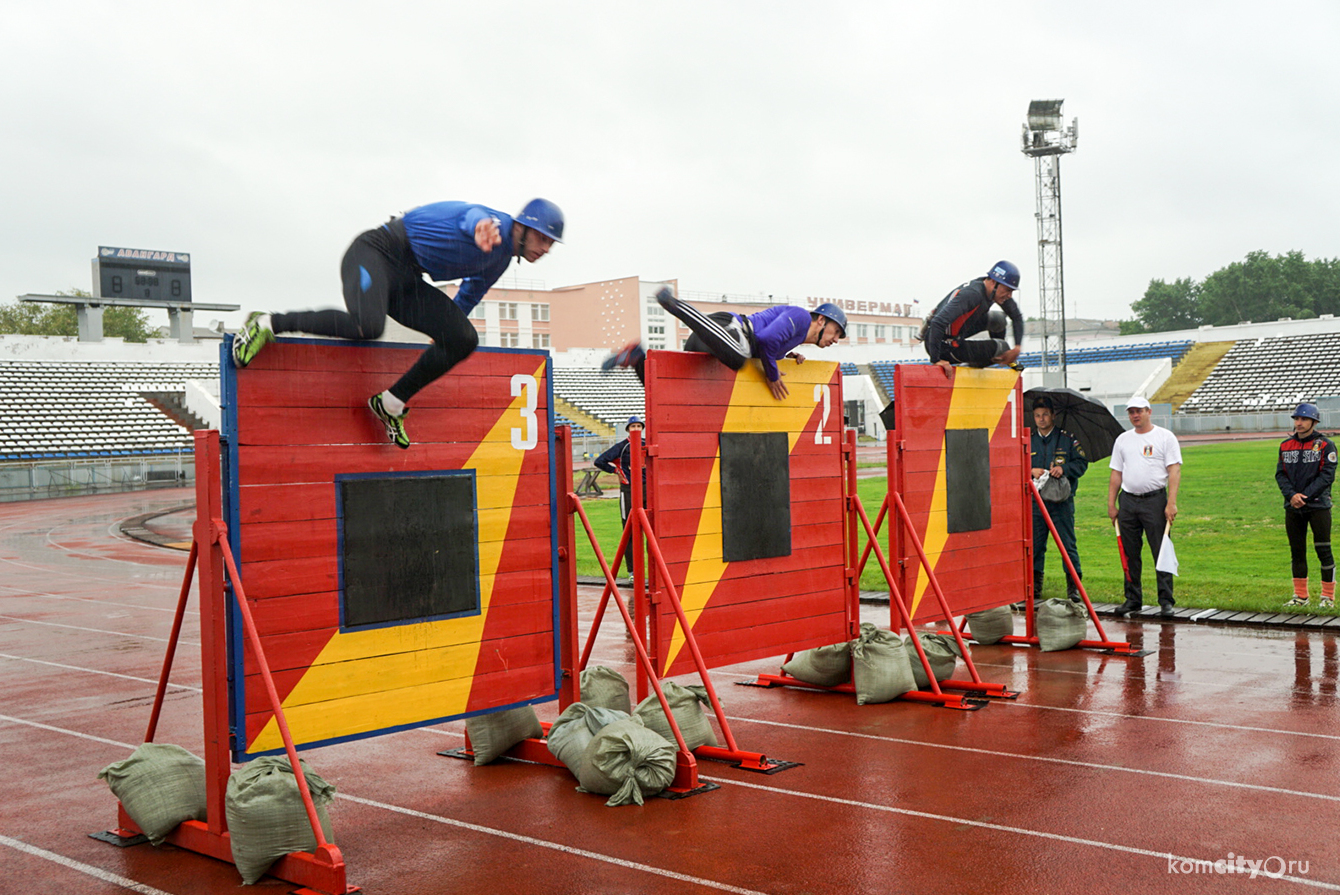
[{"xmin": 94, "ymin": 246, "xmax": 192, "ymax": 302}]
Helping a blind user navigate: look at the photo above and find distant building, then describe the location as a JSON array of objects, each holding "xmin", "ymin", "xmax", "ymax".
[{"xmin": 440, "ymin": 276, "xmax": 924, "ymax": 353}]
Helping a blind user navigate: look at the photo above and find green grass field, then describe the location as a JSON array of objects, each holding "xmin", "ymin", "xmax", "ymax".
[{"xmin": 571, "ymin": 438, "xmax": 1336, "ymax": 616}]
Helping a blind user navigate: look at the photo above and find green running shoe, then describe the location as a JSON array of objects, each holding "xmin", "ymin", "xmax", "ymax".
[
  {"xmin": 368, "ymin": 394, "xmax": 411, "ymax": 449},
  {"xmin": 231, "ymin": 312, "xmax": 274, "ymax": 368}
]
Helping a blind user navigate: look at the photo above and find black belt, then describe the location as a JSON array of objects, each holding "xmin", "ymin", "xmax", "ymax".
[{"xmin": 1124, "ymin": 487, "xmax": 1166, "ymax": 498}]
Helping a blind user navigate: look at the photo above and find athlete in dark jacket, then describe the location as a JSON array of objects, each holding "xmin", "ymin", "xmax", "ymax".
[
  {"xmin": 1276, "ymin": 402, "xmax": 1337, "ymax": 608},
  {"xmin": 924, "ymin": 261, "xmax": 1025, "ymax": 376}
]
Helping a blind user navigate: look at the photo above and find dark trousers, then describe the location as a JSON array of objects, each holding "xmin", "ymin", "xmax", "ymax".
[
  {"xmin": 632, "ymin": 310, "xmax": 752, "ymax": 385},
  {"xmin": 272, "ymin": 220, "xmax": 479, "ymax": 403},
  {"xmin": 1118, "ymin": 488, "xmax": 1174, "ymax": 606},
  {"xmin": 1286, "ymin": 507, "xmax": 1334, "ymax": 581},
  {"xmin": 935, "ymin": 336, "xmax": 1010, "ymax": 367},
  {"xmin": 1033, "ymin": 497, "xmax": 1081, "ymax": 581},
  {"xmin": 618, "ymin": 484, "xmax": 635, "ymax": 576}
]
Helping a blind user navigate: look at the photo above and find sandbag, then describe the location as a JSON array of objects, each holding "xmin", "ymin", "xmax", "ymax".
[
  {"xmin": 545, "ymin": 703, "xmax": 629, "ymax": 773},
  {"xmin": 98, "ymin": 743, "xmax": 207, "ymax": 845},
  {"xmin": 633, "ymin": 681, "xmax": 719, "ymax": 750},
  {"xmin": 782, "ymin": 642, "xmax": 853, "ymax": 687},
  {"xmin": 965, "ymin": 605, "xmax": 1014, "ymax": 645},
  {"xmin": 1035, "ymin": 598, "xmax": 1088, "ymax": 652},
  {"xmin": 905, "ymin": 632, "xmax": 962, "ymax": 690},
  {"xmin": 574, "ymin": 717, "xmax": 676, "ymax": 807},
  {"xmin": 851, "ymin": 623, "xmax": 916, "ymax": 704},
  {"xmin": 225, "ymin": 756, "xmax": 335, "ymax": 886},
  {"xmin": 465, "ymin": 705, "xmax": 543, "ymax": 765},
  {"xmin": 579, "ymin": 665, "xmax": 632, "ymax": 715}
]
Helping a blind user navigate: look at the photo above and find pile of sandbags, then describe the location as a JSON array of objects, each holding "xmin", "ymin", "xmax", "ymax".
[
  {"xmin": 225, "ymin": 756, "xmax": 335, "ymax": 885},
  {"xmin": 781, "ymin": 643, "xmax": 852, "ymax": 687},
  {"xmin": 464, "ymin": 705, "xmax": 543, "ymax": 765},
  {"xmin": 98, "ymin": 743, "xmax": 207, "ymax": 845},
  {"xmin": 546, "ymin": 667, "xmax": 687, "ymax": 806},
  {"xmin": 1035, "ymin": 598, "xmax": 1088, "ymax": 651},
  {"xmin": 851, "ymin": 623, "xmax": 917, "ymax": 704},
  {"xmin": 964, "ymin": 605, "xmax": 1014, "ymax": 645},
  {"xmin": 905, "ymin": 632, "xmax": 962, "ymax": 689}
]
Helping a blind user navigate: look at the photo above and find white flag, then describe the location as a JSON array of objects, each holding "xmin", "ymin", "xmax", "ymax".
[{"xmin": 1156, "ymin": 528, "xmax": 1179, "ymax": 575}]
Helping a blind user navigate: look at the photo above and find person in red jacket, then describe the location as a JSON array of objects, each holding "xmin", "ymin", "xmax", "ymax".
[{"xmin": 1277, "ymin": 402, "xmax": 1337, "ymax": 609}]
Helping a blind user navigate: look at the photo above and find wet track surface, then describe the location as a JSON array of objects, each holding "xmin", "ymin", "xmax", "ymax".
[{"xmin": 1, "ymin": 489, "xmax": 1337, "ymax": 894}]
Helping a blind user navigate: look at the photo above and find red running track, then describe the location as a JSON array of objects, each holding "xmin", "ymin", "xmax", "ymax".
[{"xmin": 1, "ymin": 489, "xmax": 1337, "ymax": 894}]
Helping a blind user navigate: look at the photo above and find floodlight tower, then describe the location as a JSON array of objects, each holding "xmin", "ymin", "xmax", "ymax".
[{"xmin": 1021, "ymin": 99, "xmax": 1078, "ymax": 387}]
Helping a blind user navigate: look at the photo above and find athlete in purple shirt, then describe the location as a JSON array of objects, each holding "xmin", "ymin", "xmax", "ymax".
[
  {"xmin": 229, "ymin": 198, "xmax": 563, "ymax": 448},
  {"xmin": 604, "ymin": 287, "xmax": 846, "ymax": 400}
]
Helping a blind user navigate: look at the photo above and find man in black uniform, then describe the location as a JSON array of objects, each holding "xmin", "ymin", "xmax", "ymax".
[
  {"xmin": 923, "ymin": 260, "xmax": 1025, "ymax": 376},
  {"xmin": 1030, "ymin": 396, "xmax": 1089, "ymax": 602},
  {"xmin": 1277, "ymin": 402, "xmax": 1337, "ymax": 609},
  {"xmin": 594, "ymin": 416, "xmax": 645, "ymax": 578}
]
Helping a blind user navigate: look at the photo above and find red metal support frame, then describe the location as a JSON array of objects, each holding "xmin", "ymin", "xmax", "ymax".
[
  {"xmin": 98, "ymin": 431, "xmax": 358, "ymax": 895},
  {"xmin": 974, "ymin": 481, "xmax": 1150, "ymax": 657}
]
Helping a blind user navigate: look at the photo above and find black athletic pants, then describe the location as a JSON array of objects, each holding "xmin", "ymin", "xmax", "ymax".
[
  {"xmin": 1286, "ymin": 507, "xmax": 1335, "ymax": 581},
  {"xmin": 633, "ymin": 309, "xmax": 753, "ymax": 384},
  {"xmin": 1118, "ymin": 487, "xmax": 1174, "ymax": 606},
  {"xmin": 271, "ymin": 219, "xmax": 479, "ymax": 403}
]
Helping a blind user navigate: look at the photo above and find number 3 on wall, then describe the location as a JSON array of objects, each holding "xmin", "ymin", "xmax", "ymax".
[
  {"xmin": 813, "ymin": 384, "xmax": 833, "ymax": 445},
  {"xmin": 511, "ymin": 374, "xmax": 539, "ymax": 450}
]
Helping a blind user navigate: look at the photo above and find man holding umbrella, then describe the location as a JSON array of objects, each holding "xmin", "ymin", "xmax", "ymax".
[{"xmin": 1030, "ymin": 395, "xmax": 1090, "ymax": 601}]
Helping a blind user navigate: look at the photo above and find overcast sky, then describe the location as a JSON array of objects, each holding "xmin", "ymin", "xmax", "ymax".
[{"xmin": 4, "ymin": 2, "xmax": 1338, "ymax": 334}]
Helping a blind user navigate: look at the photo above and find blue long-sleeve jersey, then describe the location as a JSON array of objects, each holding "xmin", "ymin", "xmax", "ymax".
[{"xmin": 400, "ymin": 201, "xmax": 516, "ymax": 314}]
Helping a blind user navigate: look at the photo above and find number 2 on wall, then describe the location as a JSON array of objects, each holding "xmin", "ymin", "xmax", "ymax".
[
  {"xmin": 813, "ymin": 384, "xmax": 833, "ymax": 445},
  {"xmin": 511, "ymin": 374, "xmax": 539, "ymax": 450}
]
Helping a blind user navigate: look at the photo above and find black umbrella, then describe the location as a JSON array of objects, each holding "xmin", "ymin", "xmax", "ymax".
[{"xmin": 1022, "ymin": 387, "xmax": 1125, "ymax": 461}]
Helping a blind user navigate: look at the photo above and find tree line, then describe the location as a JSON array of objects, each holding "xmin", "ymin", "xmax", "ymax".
[
  {"xmin": 0, "ymin": 290, "xmax": 154, "ymax": 342},
  {"xmin": 1123, "ymin": 250, "xmax": 1340, "ymax": 334}
]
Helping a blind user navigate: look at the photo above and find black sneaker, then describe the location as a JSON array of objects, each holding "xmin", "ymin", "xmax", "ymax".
[
  {"xmin": 1114, "ymin": 601, "xmax": 1143, "ymax": 617},
  {"xmin": 231, "ymin": 312, "xmax": 274, "ymax": 368},
  {"xmin": 368, "ymin": 394, "xmax": 410, "ymax": 449},
  {"xmin": 1157, "ymin": 603, "xmax": 1175, "ymax": 618}
]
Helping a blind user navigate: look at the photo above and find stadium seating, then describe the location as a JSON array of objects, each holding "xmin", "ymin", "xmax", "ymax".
[
  {"xmin": 549, "ymin": 367, "xmax": 645, "ymax": 435},
  {"xmin": 1015, "ymin": 339, "xmax": 1194, "ymax": 369},
  {"xmin": 1178, "ymin": 333, "xmax": 1340, "ymax": 415},
  {"xmin": 0, "ymin": 360, "xmax": 211, "ymax": 461}
]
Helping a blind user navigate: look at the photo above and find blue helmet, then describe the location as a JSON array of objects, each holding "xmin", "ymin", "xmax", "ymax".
[
  {"xmin": 811, "ymin": 302, "xmax": 848, "ymax": 337},
  {"xmin": 625, "ymin": 415, "xmax": 643, "ymax": 431},
  {"xmin": 516, "ymin": 198, "xmax": 564, "ymax": 243},
  {"xmin": 1293, "ymin": 402, "xmax": 1321, "ymax": 422},
  {"xmin": 987, "ymin": 260, "xmax": 1021, "ymax": 291}
]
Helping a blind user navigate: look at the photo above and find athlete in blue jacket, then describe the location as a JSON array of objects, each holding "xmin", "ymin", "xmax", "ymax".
[
  {"xmin": 604, "ymin": 287, "xmax": 846, "ymax": 400},
  {"xmin": 230, "ymin": 198, "xmax": 563, "ymax": 448},
  {"xmin": 1277, "ymin": 402, "xmax": 1337, "ymax": 608}
]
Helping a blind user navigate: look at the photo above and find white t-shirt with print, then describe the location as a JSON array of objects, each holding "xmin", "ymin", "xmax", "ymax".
[{"xmin": 1109, "ymin": 425, "xmax": 1182, "ymax": 494}]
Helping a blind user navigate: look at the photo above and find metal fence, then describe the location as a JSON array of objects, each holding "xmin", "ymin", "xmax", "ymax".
[{"xmin": 0, "ymin": 452, "xmax": 192, "ymax": 503}]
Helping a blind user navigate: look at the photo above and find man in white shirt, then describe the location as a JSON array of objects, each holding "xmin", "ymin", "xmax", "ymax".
[{"xmin": 1107, "ymin": 396, "xmax": 1183, "ymax": 617}]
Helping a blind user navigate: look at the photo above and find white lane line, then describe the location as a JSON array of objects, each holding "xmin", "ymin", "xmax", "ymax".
[
  {"xmin": 707, "ymin": 668, "xmax": 1340, "ymax": 741},
  {"xmin": 0, "ymin": 834, "xmax": 176, "ymax": 895},
  {"xmin": 0, "ymin": 652, "xmax": 200, "ymax": 692},
  {"xmin": 1000, "ymin": 700, "xmax": 1340, "ymax": 742},
  {"xmin": 0, "ymin": 713, "xmax": 136, "ymax": 749},
  {"xmin": 702, "ymin": 776, "xmax": 1340, "ymax": 891},
  {"xmin": 0, "ymin": 614, "xmax": 196, "ymax": 647},
  {"xmin": 0, "ymin": 582, "xmax": 180, "ymax": 613},
  {"xmin": 335, "ymin": 793, "xmax": 775, "ymax": 895},
  {"xmin": 725, "ymin": 715, "xmax": 1340, "ymax": 803},
  {"xmin": 0, "ymin": 715, "xmax": 769, "ymax": 895}
]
